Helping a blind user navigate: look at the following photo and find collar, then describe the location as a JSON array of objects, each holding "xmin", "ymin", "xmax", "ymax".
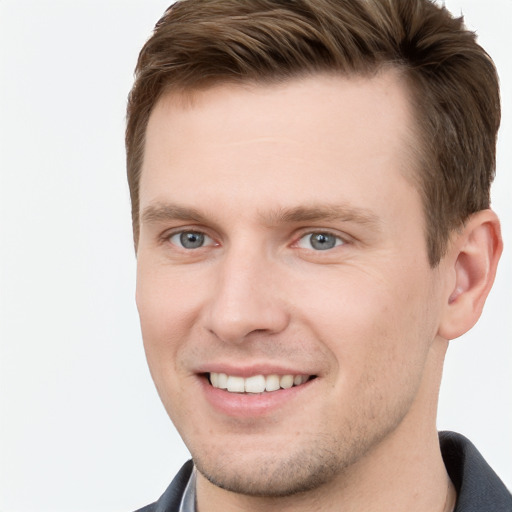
[{"xmin": 178, "ymin": 465, "xmax": 196, "ymax": 512}]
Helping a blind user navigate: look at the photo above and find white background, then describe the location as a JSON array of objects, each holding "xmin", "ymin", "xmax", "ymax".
[{"xmin": 0, "ymin": 1, "xmax": 510, "ymax": 510}]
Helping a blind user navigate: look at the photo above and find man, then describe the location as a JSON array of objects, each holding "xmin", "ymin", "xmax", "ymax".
[{"xmin": 126, "ymin": 0, "xmax": 511, "ymax": 510}]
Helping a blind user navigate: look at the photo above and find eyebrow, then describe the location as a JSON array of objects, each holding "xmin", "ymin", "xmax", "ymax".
[
  {"xmin": 141, "ymin": 204, "xmax": 210, "ymax": 225},
  {"xmin": 264, "ymin": 205, "xmax": 380, "ymax": 228},
  {"xmin": 140, "ymin": 202, "xmax": 380, "ymax": 230}
]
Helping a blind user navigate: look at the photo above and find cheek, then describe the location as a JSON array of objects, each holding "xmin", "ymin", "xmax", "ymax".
[
  {"xmin": 136, "ymin": 259, "xmax": 206, "ymax": 337},
  {"xmin": 135, "ymin": 262, "xmax": 199, "ymax": 386},
  {"xmin": 295, "ymin": 265, "xmax": 436, "ymax": 381},
  {"xmin": 135, "ymin": 265, "xmax": 204, "ymax": 424}
]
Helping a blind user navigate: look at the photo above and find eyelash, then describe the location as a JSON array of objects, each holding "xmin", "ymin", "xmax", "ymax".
[
  {"xmin": 165, "ymin": 229, "xmax": 216, "ymax": 250},
  {"xmin": 162, "ymin": 228, "xmax": 348, "ymax": 252},
  {"xmin": 294, "ymin": 231, "xmax": 346, "ymax": 251}
]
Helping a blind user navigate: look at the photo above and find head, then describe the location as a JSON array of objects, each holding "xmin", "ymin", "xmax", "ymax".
[
  {"xmin": 127, "ymin": 0, "xmax": 500, "ymax": 267},
  {"xmin": 127, "ymin": 0, "xmax": 502, "ymax": 504}
]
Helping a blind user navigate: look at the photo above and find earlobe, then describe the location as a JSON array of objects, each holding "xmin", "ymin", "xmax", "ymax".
[{"xmin": 438, "ymin": 209, "xmax": 502, "ymax": 341}]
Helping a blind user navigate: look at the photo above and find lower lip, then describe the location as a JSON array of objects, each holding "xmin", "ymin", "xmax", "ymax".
[{"xmin": 200, "ymin": 376, "xmax": 314, "ymax": 418}]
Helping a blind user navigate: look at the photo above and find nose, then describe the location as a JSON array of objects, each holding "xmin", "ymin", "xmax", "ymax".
[{"xmin": 203, "ymin": 247, "xmax": 290, "ymax": 344}]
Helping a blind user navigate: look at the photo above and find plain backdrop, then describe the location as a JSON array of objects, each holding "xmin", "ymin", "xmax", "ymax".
[{"xmin": 0, "ymin": 1, "xmax": 510, "ymax": 510}]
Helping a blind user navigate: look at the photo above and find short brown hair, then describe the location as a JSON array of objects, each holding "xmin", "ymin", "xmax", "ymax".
[{"xmin": 126, "ymin": 0, "xmax": 500, "ymax": 265}]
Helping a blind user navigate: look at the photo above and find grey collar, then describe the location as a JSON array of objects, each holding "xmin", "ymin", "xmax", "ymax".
[{"xmin": 178, "ymin": 465, "xmax": 197, "ymax": 512}]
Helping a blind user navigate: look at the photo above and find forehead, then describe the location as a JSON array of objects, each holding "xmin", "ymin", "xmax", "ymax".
[{"xmin": 140, "ymin": 72, "xmax": 420, "ymax": 224}]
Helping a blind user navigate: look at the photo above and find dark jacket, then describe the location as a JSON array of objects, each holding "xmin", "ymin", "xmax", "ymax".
[
  {"xmin": 135, "ymin": 431, "xmax": 512, "ymax": 511},
  {"xmin": 440, "ymin": 431, "xmax": 512, "ymax": 511},
  {"xmin": 134, "ymin": 459, "xmax": 193, "ymax": 512}
]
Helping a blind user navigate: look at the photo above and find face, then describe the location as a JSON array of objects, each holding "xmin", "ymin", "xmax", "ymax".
[{"xmin": 136, "ymin": 73, "xmax": 448, "ymax": 497}]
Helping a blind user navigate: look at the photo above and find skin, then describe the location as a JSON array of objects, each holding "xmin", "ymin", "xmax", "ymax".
[{"xmin": 135, "ymin": 72, "xmax": 500, "ymax": 512}]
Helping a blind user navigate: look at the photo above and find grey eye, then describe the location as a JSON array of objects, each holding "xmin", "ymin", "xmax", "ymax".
[
  {"xmin": 297, "ymin": 232, "xmax": 343, "ymax": 251},
  {"xmin": 170, "ymin": 231, "xmax": 213, "ymax": 249}
]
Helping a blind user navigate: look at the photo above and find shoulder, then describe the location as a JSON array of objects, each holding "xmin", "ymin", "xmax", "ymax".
[
  {"xmin": 133, "ymin": 460, "xmax": 194, "ymax": 512},
  {"xmin": 439, "ymin": 431, "xmax": 512, "ymax": 512}
]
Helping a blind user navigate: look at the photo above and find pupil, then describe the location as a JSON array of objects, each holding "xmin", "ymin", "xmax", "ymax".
[
  {"xmin": 311, "ymin": 233, "xmax": 336, "ymax": 250},
  {"xmin": 180, "ymin": 232, "xmax": 204, "ymax": 249}
]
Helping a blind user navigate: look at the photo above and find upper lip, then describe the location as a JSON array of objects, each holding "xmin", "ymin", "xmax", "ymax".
[{"xmin": 194, "ymin": 362, "xmax": 316, "ymax": 378}]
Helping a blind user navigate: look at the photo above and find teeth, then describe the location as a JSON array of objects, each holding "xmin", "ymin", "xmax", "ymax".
[
  {"xmin": 209, "ymin": 372, "xmax": 311, "ymax": 394},
  {"xmin": 280, "ymin": 374, "xmax": 294, "ymax": 389},
  {"xmin": 227, "ymin": 376, "xmax": 245, "ymax": 392},
  {"xmin": 265, "ymin": 374, "xmax": 280, "ymax": 392},
  {"xmin": 217, "ymin": 373, "xmax": 228, "ymax": 389},
  {"xmin": 294, "ymin": 375, "xmax": 304, "ymax": 385},
  {"xmin": 245, "ymin": 375, "xmax": 266, "ymax": 393}
]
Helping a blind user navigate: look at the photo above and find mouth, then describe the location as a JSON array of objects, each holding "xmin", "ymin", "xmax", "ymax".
[{"xmin": 207, "ymin": 372, "xmax": 316, "ymax": 394}]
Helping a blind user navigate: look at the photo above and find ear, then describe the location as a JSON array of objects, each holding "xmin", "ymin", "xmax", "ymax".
[{"xmin": 438, "ymin": 209, "xmax": 503, "ymax": 341}]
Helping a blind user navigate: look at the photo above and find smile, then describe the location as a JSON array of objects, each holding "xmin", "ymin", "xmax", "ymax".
[{"xmin": 208, "ymin": 372, "xmax": 313, "ymax": 394}]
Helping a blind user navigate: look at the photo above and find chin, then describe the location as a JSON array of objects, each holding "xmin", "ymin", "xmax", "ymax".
[{"xmin": 192, "ymin": 444, "xmax": 347, "ymax": 498}]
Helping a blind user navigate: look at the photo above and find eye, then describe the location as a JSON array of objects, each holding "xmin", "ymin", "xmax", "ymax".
[
  {"xmin": 168, "ymin": 231, "xmax": 215, "ymax": 249},
  {"xmin": 296, "ymin": 232, "xmax": 344, "ymax": 251}
]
